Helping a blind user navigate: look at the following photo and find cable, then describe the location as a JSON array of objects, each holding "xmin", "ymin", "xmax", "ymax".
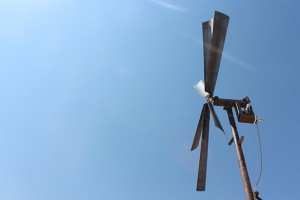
[{"xmin": 254, "ymin": 123, "xmax": 263, "ymax": 192}]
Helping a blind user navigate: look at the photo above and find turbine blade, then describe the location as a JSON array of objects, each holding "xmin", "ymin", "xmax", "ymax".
[
  {"xmin": 191, "ymin": 104, "xmax": 206, "ymax": 151},
  {"xmin": 207, "ymin": 100, "xmax": 225, "ymax": 133},
  {"xmin": 197, "ymin": 104, "xmax": 210, "ymax": 191},
  {"xmin": 205, "ymin": 11, "xmax": 229, "ymax": 96},
  {"xmin": 202, "ymin": 19, "xmax": 213, "ymax": 87}
]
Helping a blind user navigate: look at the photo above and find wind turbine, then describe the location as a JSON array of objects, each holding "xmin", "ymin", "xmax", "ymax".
[
  {"xmin": 191, "ymin": 11, "xmax": 229, "ymax": 192},
  {"xmin": 191, "ymin": 11, "xmax": 263, "ymax": 200}
]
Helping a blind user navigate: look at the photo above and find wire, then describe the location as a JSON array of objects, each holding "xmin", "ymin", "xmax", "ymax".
[{"xmin": 254, "ymin": 123, "xmax": 263, "ymax": 191}]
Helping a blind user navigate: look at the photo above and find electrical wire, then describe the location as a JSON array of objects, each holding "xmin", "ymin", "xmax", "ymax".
[{"xmin": 254, "ymin": 123, "xmax": 263, "ymax": 192}]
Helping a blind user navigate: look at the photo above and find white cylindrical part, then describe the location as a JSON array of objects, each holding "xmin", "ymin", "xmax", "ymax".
[{"xmin": 194, "ymin": 80, "xmax": 209, "ymax": 98}]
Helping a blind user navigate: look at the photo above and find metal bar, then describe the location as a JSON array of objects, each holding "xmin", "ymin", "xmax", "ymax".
[
  {"xmin": 224, "ymin": 106, "xmax": 254, "ymax": 200},
  {"xmin": 213, "ymin": 97, "xmax": 249, "ymax": 108},
  {"xmin": 197, "ymin": 105, "xmax": 210, "ymax": 191}
]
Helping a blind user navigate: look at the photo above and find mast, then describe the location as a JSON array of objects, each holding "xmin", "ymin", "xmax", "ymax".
[{"xmin": 224, "ymin": 106, "xmax": 254, "ymax": 200}]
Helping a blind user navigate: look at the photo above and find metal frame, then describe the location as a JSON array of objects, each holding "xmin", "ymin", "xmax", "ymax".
[{"xmin": 213, "ymin": 97, "xmax": 256, "ymax": 200}]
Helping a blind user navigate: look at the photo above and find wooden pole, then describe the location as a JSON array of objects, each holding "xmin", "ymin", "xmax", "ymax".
[{"xmin": 225, "ymin": 106, "xmax": 254, "ymax": 200}]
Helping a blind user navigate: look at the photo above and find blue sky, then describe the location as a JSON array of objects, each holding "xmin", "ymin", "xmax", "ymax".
[{"xmin": 0, "ymin": 0, "xmax": 300, "ymax": 199}]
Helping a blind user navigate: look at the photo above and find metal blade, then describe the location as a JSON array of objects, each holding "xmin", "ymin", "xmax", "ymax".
[
  {"xmin": 197, "ymin": 104, "xmax": 210, "ymax": 191},
  {"xmin": 205, "ymin": 11, "xmax": 229, "ymax": 96},
  {"xmin": 191, "ymin": 104, "xmax": 206, "ymax": 151},
  {"xmin": 203, "ymin": 19, "xmax": 213, "ymax": 88},
  {"xmin": 207, "ymin": 100, "xmax": 225, "ymax": 133}
]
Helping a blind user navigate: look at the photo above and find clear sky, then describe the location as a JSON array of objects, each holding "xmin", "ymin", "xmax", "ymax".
[{"xmin": 0, "ymin": 0, "xmax": 299, "ymax": 199}]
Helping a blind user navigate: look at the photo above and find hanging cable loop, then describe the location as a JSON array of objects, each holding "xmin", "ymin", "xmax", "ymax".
[{"xmin": 254, "ymin": 123, "xmax": 263, "ymax": 192}]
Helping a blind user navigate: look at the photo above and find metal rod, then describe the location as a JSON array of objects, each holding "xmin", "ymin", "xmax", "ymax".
[{"xmin": 224, "ymin": 106, "xmax": 254, "ymax": 200}]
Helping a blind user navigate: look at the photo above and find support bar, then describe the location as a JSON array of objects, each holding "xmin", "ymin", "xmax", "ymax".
[{"xmin": 224, "ymin": 106, "xmax": 254, "ymax": 200}]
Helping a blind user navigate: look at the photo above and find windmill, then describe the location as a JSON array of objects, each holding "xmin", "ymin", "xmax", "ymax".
[{"xmin": 191, "ymin": 11, "xmax": 263, "ymax": 200}]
